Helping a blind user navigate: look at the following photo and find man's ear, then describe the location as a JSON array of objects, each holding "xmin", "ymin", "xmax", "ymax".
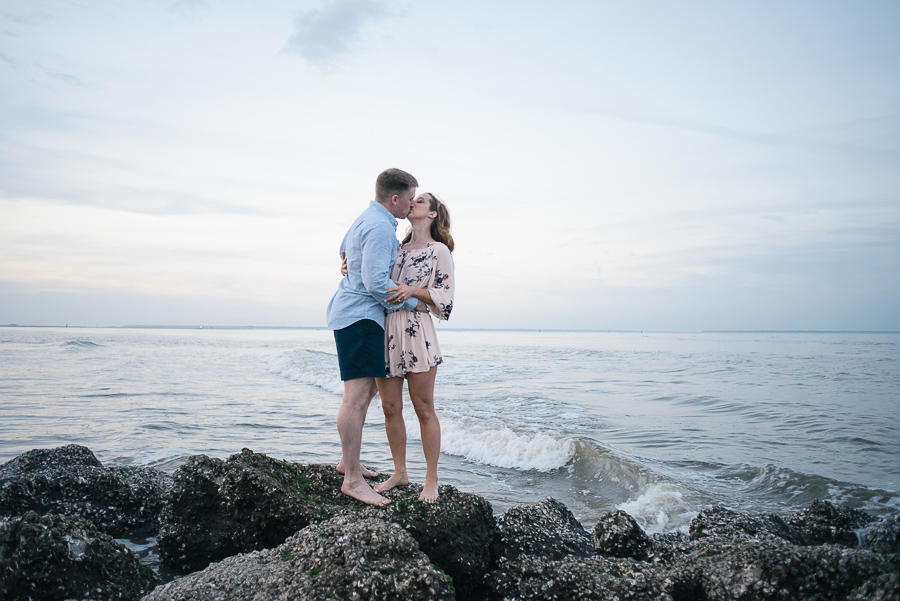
[{"xmin": 390, "ymin": 194, "xmax": 399, "ymax": 205}]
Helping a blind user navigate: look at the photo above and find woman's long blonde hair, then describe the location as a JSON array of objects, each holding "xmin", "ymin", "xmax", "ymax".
[{"xmin": 403, "ymin": 192, "xmax": 454, "ymax": 252}]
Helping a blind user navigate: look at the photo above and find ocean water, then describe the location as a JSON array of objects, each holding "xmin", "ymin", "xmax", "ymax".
[{"xmin": 1, "ymin": 326, "xmax": 898, "ymax": 538}]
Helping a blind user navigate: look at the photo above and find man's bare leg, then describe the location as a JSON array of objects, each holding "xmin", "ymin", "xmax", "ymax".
[
  {"xmin": 408, "ymin": 367, "xmax": 440, "ymax": 503},
  {"xmin": 335, "ymin": 462, "xmax": 379, "ymax": 478},
  {"xmin": 374, "ymin": 376, "xmax": 409, "ymax": 493},
  {"xmin": 336, "ymin": 377, "xmax": 389, "ymax": 506}
]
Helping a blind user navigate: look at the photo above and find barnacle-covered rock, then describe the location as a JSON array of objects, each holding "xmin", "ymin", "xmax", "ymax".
[
  {"xmin": 351, "ymin": 482, "xmax": 496, "ymax": 599},
  {"xmin": 846, "ymin": 571, "xmax": 900, "ymax": 601},
  {"xmin": 0, "ymin": 511, "xmax": 159, "ymax": 601},
  {"xmin": 488, "ymin": 529, "xmax": 900, "ymax": 601},
  {"xmin": 158, "ymin": 448, "xmax": 496, "ymax": 598},
  {"xmin": 593, "ymin": 509, "xmax": 653, "ymax": 560},
  {"xmin": 494, "ymin": 497, "xmax": 592, "ymax": 562},
  {"xmin": 673, "ymin": 535, "xmax": 898, "ymax": 601},
  {"xmin": 786, "ymin": 499, "xmax": 874, "ymax": 547},
  {"xmin": 0, "ymin": 444, "xmax": 172, "ymax": 537},
  {"xmin": 158, "ymin": 450, "xmax": 354, "ymax": 572},
  {"xmin": 865, "ymin": 514, "xmax": 900, "ymax": 554},
  {"xmin": 485, "ymin": 554, "xmax": 671, "ymax": 600},
  {"xmin": 144, "ymin": 516, "xmax": 454, "ymax": 601},
  {"xmin": 689, "ymin": 504, "xmax": 793, "ymax": 542}
]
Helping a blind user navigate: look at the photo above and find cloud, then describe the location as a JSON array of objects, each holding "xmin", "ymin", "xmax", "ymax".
[
  {"xmin": 558, "ymin": 102, "xmax": 900, "ymax": 163},
  {"xmin": 284, "ymin": 0, "xmax": 391, "ymax": 65},
  {"xmin": 35, "ymin": 63, "xmax": 87, "ymax": 87},
  {"xmin": 167, "ymin": 0, "xmax": 210, "ymax": 20}
]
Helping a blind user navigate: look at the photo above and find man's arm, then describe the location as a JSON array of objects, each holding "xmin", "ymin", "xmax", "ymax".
[{"xmin": 359, "ymin": 225, "xmax": 418, "ymax": 312}]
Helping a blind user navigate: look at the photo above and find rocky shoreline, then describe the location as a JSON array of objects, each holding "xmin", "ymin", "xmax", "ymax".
[{"xmin": 1, "ymin": 444, "xmax": 898, "ymax": 600}]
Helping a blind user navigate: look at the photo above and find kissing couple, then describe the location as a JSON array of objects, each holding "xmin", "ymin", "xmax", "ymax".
[{"xmin": 326, "ymin": 168, "xmax": 455, "ymax": 506}]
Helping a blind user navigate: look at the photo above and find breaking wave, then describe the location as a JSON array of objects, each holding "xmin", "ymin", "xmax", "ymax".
[{"xmin": 267, "ymin": 349, "xmax": 343, "ymax": 395}]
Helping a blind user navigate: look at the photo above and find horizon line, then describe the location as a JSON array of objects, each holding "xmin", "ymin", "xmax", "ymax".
[{"xmin": 2, "ymin": 324, "xmax": 898, "ymax": 335}]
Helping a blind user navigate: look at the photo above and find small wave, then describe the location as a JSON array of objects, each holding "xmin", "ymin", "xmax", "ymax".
[
  {"xmin": 616, "ymin": 483, "xmax": 699, "ymax": 534},
  {"xmin": 63, "ymin": 339, "xmax": 102, "ymax": 348},
  {"xmin": 440, "ymin": 415, "xmax": 575, "ymax": 471},
  {"xmin": 700, "ymin": 462, "xmax": 900, "ymax": 517},
  {"xmin": 267, "ymin": 349, "xmax": 343, "ymax": 395}
]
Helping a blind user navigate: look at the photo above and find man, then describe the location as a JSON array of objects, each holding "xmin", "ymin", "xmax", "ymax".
[{"xmin": 326, "ymin": 168, "xmax": 426, "ymax": 506}]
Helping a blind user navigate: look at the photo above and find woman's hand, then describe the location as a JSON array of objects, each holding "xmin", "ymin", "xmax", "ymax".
[
  {"xmin": 385, "ymin": 280, "xmax": 417, "ymax": 304},
  {"xmin": 340, "ymin": 252, "xmax": 348, "ymax": 277}
]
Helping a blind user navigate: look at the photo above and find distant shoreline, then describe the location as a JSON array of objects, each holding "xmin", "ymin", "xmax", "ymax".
[{"xmin": 2, "ymin": 324, "xmax": 898, "ymax": 334}]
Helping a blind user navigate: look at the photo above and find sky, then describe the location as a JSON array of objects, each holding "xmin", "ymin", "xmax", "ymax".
[{"xmin": 1, "ymin": 0, "xmax": 898, "ymax": 331}]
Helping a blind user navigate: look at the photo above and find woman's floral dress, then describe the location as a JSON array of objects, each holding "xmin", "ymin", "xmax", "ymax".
[{"xmin": 385, "ymin": 241, "xmax": 455, "ymax": 377}]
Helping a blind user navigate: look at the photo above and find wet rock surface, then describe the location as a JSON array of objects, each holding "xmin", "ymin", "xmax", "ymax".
[
  {"xmin": 689, "ymin": 504, "xmax": 794, "ymax": 542},
  {"xmin": 670, "ymin": 535, "xmax": 898, "ymax": 601},
  {"xmin": 865, "ymin": 513, "xmax": 900, "ymax": 554},
  {"xmin": 786, "ymin": 498, "xmax": 875, "ymax": 547},
  {"xmin": 144, "ymin": 515, "xmax": 454, "ymax": 601},
  {"xmin": 593, "ymin": 508, "xmax": 654, "ymax": 560},
  {"xmin": 487, "ymin": 500, "xmax": 899, "ymax": 601},
  {"xmin": 349, "ymin": 481, "xmax": 496, "ymax": 599},
  {"xmin": 4, "ymin": 446, "xmax": 898, "ymax": 601},
  {"xmin": 158, "ymin": 448, "xmax": 495, "ymax": 598},
  {"xmin": 0, "ymin": 444, "xmax": 172, "ymax": 538},
  {"xmin": 495, "ymin": 497, "xmax": 593, "ymax": 562},
  {"xmin": 487, "ymin": 554, "xmax": 669, "ymax": 601},
  {"xmin": 0, "ymin": 511, "xmax": 159, "ymax": 601}
]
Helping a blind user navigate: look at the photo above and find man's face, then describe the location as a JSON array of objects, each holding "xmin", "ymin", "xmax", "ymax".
[{"xmin": 389, "ymin": 188, "xmax": 416, "ymax": 219}]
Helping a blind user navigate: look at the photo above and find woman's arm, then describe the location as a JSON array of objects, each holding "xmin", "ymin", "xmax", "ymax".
[
  {"xmin": 384, "ymin": 281, "xmax": 432, "ymax": 306},
  {"xmin": 426, "ymin": 245, "xmax": 454, "ymax": 320}
]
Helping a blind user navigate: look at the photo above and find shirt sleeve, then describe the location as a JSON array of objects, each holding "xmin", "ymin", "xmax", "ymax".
[
  {"xmin": 359, "ymin": 222, "xmax": 417, "ymax": 312},
  {"xmin": 427, "ymin": 245, "xmax": 455, "ymax": 321}
]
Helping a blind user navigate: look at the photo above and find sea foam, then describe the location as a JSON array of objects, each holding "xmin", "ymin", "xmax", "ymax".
[
  {"xmin": 439, "ymin": 415, "xmax": 575, "ymax": 471},
  {"xmin": 616, "ymin": 483, "xmax": 698, "ymax": 534}
]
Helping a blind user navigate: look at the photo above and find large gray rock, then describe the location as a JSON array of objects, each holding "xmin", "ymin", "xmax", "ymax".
[
  {"xmin": 487, "ymin": 518, "xmax": 900, "ymax": 601},
  {"xmin": 495, "ymin": 497, "xmax": 592, "ymax": 562},
  {"xmin": 143, "ymin": 516, "xmax": 454, "ymax": 601},
  {"xmin": 0, "ymin": 511, "xmax": 159, "ymax": 601},
  {"xmin": 785, "ymin": 499, "xmax": 874, "ymax": 547},
  {"xmin": 865, "ymin": 514, "xmax": 900, "ymax": 554},
  {"xmin": 689, "ymin": 504, "xmax": 793, "ymax": 542},
  {"xmin": 158, "ymin": 449, "xmax": 496, "ymax": 598},
  {"xmin": 350, "ymin": 481, "xmax": 496, "ymax": 599},
  {"xmin": 0, "ymin": 444, "xmax": 171, "ymax": 538},
  {"xmin": 672, "ymin": 535, "xmax": 898, "ymax": 601},
  {"xmin": 593, "ymin": 508, "xmax": 654, "ymax": 560},
  {"xmin": 486, "ymin": 554, "xmax": 670, "ymax": 601}
]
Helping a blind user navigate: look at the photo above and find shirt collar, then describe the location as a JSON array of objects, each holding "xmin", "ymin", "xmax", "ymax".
[{"xmin": 369, "ymin": 200, "xmax": 398, "ymax": 228}]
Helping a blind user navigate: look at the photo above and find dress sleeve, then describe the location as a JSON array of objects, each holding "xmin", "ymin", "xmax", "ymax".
[{"xmin": 427, "ymin": 245, "xmax": 454, "ymax": 321}]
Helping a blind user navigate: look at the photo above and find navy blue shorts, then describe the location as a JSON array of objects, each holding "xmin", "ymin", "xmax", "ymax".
[{"xmin": 333, "ymin": 319, "xmax": 386, "ymax": 381}]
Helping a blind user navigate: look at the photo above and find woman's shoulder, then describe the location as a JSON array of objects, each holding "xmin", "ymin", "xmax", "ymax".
[
  {"xmin": 428, "ymin": 241, "xmax": 452, "ymax": 255},
  {"xmin": 400, "ymin": 241, "xmax": 451, "ymax": 256}
]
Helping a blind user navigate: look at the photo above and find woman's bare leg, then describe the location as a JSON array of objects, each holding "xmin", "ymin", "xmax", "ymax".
[
  {"xmin": 374, "ymin": 376, "xmax": 409, "ymax": 492},
  {"xmin": 407, "ymin": 367, "xmax": 440, "ymax": 503}
]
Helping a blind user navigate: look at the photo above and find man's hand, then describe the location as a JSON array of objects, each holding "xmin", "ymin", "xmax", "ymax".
[{"xmin": 385, "ymin": 280, "xmax": 416, "ymax": 304}]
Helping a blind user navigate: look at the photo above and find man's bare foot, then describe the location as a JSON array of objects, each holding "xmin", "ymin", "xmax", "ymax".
[
  {"xmin": 336, "ymin": 461, "xmax": 378, "ymax": 478},
  {"xmin": 373, "ymin": 471, "xmax": 409, "ymax": 493},
  {"xmin": 341, "ymin": 480, "xmax": 390, "ymax": 506},
  {"xmin": 419, "ymin": 480, "xmax": 439, "ymax": 503}
]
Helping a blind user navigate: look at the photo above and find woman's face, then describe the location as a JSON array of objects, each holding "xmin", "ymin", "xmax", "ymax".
[{"xmin": 408, "ymin": 194, "xmax": 434, "ymax": 220}]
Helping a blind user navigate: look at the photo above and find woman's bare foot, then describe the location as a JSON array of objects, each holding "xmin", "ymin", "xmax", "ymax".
[
  {"xmin": 341, "ymin": 480, "xmax": 390, "ymax": 506},
  {"xmin": 419, "ymin": 480, "xmax": 439, "ymax": 503},
  {"xmin": 374, "ymin": 471, "xmax": 409, "ymax": 493},
  {"xmin": 336, "ymin": 461, "xmax": 378, "ymax": 478}
]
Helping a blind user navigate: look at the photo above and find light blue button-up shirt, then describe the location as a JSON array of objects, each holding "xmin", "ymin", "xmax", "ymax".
[{"xmin": 326, "ymin": 201, "xmax": 418, "ymax": 330}]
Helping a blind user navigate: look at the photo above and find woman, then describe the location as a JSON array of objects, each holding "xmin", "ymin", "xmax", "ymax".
[{"xmin": 377, "ymin": 192, "xmax": 455, "ymax": 503}]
